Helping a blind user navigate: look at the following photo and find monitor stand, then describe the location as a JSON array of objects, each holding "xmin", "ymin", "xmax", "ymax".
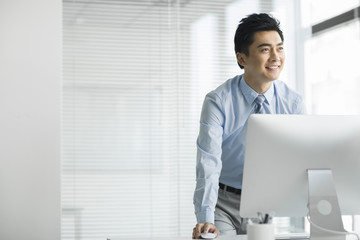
[{"xmin": 307, "ymin": 169, "xmax": 345, "ymax": 240}]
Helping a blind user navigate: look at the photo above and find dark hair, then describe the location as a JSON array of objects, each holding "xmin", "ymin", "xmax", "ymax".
[{"xmin": 234, "ymin": 13, "xmax": 284, "ymax": 69}]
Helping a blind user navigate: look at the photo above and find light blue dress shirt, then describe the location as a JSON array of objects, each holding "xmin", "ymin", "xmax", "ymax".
[{"xmin": 193, "ymin": 74, "xmax": 305, "ymax": 224}]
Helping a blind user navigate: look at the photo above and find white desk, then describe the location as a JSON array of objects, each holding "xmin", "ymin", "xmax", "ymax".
[
  {"xmin": 107, "ymin": 233, "xmax": 310, "ymax": 240},
  {"xmin": 107, "ymin": 231, "xmax": 360, "ymax": 240},
  {"xmin": 108, "ymin": 237, "xmax": 246, "ymax": 240}
]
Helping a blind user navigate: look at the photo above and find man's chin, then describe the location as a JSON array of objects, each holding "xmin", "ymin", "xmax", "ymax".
[
  {"xmin": 263, "ymin": 77, "xmax": 278, "ymax": 82},
  {"xmin": 265, "ymin": 73, "xmax": 281, "ymax": 81}
]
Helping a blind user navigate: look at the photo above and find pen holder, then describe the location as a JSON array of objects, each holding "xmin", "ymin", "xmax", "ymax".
[{"xmin": 247, "ymin": 223, "xmax": 274, "ymax": 240}]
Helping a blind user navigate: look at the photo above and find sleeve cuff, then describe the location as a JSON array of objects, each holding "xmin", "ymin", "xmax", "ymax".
[{"xmin": 196, "ymin": 209, "xmax": 215, "ymax": 224}]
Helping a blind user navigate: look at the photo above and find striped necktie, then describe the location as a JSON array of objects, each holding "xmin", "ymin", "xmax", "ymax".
[{"xmin": 254, "ymin": 94, "xmax": 266, "ymax": 114}]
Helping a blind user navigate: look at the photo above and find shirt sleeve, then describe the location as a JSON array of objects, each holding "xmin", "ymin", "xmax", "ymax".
[{"xmin": 193, "ymin": 92, "xmax": 224, "ymax": 224}]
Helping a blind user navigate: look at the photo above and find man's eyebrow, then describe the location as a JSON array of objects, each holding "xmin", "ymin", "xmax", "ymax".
[{"xmin": 257, "ymin": 42, "xmax": 284, "ymax": 48}]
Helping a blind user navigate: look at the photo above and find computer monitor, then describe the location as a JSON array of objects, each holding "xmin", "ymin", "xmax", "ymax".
[{"xmin": 240, "ymin": 114, "xmax": 360, "ymax": 239}]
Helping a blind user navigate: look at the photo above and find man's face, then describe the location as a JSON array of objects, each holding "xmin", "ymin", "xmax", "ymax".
[{"xmin": 238, "ymin": 30, "xmax": 285, "ymax": 85}]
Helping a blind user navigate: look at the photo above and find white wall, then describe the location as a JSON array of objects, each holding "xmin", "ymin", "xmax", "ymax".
[{"xmin": 0, "ymin": 0, "xmax": 61, "ymax": 239}]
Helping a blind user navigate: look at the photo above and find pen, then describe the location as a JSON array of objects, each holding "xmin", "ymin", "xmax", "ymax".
[
  {"xmin": 263, "ymin": 213, "xmax": 269, "ymax": 224},
  {"xmin": 257, "ymin": 212, "xmax": 274, "ymax": 224}
]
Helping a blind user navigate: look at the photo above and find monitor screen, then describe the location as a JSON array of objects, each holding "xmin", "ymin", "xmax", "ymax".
[{"xmin": 240, "ymin": 114, "xmax": 360, "ymax": 219}]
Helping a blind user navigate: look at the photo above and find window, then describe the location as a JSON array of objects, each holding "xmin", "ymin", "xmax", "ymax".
[
  {"xmin": 304, "ymin": 2, "xmax": 360, "ymax": 115},
  {"xmin": 306, "ymin": 21, "xmax": 360, "ymax": 115},
  {"xmin": 62, "ymin": 1, "xmax": 301, "ymax": 239}
]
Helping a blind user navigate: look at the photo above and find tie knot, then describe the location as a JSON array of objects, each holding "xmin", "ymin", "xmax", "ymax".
[
  {"xmin": 254, "ymin": 95, "xmax": 266, "ymax": 114},
  {"xmin": 255, "ymin": 94, "xmax": 265, "ymax": 105}
]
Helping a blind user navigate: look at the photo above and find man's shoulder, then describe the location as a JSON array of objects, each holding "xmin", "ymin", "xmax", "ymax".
[
  {"xmin": 274, "ymin": 80, "xmax": 302, "ymax": 101},
  {"xmin": 210, "ymin": 75, "xmax": 242, "ymax": 99}
]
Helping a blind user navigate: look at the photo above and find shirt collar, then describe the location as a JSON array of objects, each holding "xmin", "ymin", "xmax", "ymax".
[{"xmin": 239, "ymin": 74, "xmax": 275, "ymax": 105}]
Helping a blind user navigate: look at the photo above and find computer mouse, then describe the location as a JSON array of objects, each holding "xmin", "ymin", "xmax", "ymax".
[{"xmin": 200, "ymin": 232, "xmax": 217, "ymax": 239}]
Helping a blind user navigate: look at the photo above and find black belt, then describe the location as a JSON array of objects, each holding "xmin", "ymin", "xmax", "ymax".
[{"xmin": 219, "ymin": 183, "xmax": 242, "ymax": 195}]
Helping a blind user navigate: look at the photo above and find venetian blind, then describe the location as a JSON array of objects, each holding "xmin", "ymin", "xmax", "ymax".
[{"xmin": 62, "ymin": 0, "xmax": 299, "ymax": 239}]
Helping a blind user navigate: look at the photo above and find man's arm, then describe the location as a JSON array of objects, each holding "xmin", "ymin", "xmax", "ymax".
[{"xmin": 193, "ymin": 92, "xmax": 224, "ymax": 236}]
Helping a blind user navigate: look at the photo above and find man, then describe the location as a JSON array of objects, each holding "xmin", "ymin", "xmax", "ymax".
[{"xmin": 192, "ymin": 13, "xmax": 305, "ymax": 239}]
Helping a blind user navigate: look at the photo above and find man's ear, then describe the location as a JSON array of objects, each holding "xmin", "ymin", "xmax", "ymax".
[{"xmin": 236, "ymin": 52, "xmax": 247, "ymax": 67}]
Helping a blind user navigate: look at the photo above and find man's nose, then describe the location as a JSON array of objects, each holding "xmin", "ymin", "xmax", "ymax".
[{"xmin": 270, "ymin": 49, "xmax": 280, "ymax": 61}]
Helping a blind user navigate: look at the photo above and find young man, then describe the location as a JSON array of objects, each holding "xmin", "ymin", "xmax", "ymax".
[{"xmin": 192, "ymin": 13, "xmax": 305, "ymax": 239}]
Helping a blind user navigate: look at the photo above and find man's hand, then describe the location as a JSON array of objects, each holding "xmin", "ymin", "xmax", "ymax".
[{"xmin": 192, "ymin": 222, "xmax": 220, "ymax": 239}]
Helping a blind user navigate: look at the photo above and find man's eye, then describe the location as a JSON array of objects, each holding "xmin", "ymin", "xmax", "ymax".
[
  {"xmin": 278, "ymin": 47, "xmax": 284, "ymax": 51},
  {"xmin": 261, "ymin": 48, "xmax": 270, "ymax": 52}
]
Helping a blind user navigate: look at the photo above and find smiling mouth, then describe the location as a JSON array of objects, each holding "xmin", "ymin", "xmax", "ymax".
[{"xmin": 266, "ymin": 66, "xmax": 280, "ymax": 70}]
